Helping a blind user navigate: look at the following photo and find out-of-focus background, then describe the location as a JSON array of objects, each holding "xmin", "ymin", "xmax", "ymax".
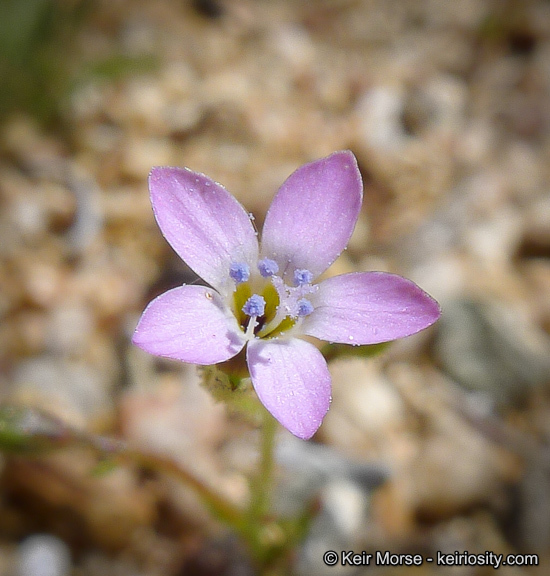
[{"xmin": 1, "ymin": 0, "xmax": 550, "ymax": 574}]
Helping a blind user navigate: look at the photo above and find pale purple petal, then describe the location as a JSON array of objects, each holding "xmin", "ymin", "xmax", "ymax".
[
  {"xmin": 149, "ymin": 167, "xmax": 258, "ymax": 293},
  {"xmin": 246, "ymin": 338, "xmax": 331, "ymax": 439},
  {"xmin": 303, "ymin": 272, "xmax": 441, "ymax": 344},
  {"xmin": 260, "ymin": 151, "xmax": 363, "ymax": 281},
  {"xmin": 133, "ymin": 285, "xmax": 245, "ymax": 364}
]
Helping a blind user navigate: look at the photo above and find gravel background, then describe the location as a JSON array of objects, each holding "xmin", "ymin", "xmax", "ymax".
[{"xmin": 1, "ymin": 0, "xmax": 550, "ymax": 574}]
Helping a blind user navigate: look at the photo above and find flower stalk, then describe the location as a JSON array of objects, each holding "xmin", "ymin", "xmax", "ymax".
[{"xmin": 249, "ymin": 406, "xmax": 278, "ymax": 523}]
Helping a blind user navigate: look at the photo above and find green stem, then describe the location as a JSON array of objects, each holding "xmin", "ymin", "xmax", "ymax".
[
  {"xmin": 250, "ymin": 407, "xmax": 278, "ymax": 519},
  {"xmin": 241, "ymin": 407, "xmax": 284, "ymax": 570},
  {"xmin": 109, "ymin": 443, "xmax": 247, "ymax": 531}
]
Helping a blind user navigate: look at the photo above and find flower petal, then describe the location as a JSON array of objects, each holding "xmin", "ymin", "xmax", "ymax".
[
  {"xmin": 149, "ymin": 167, "xmax": 258, "ymax": 293},
  {"xmin": 261, "ymin": 151, "xmax": 363, "ymax": 280},
  {"xmin": 247, "ymin": 338, "xmax": 331, "ymax": 439},
  {"xmin": 303, "ymin": 272, "xmax": 441, "ymax": 344},
  {"xmin": 133, "ymin": 285, "xmax": 246, "ymax": 364}
]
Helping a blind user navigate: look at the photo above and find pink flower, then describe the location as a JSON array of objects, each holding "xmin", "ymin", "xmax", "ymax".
[{"xmin": 133, "ymin": 151, "xmax": 440, "ymax": 439}]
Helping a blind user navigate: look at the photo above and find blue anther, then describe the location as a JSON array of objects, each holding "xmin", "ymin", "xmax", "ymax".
[
  {"xmin": 293, "ymin": 268, "xmax": 313, "ymax": 286},
  {"xmin": 258, "ymin": 258, "xmax": 279, "ymax": 277},
  {"xmin": 230, "ymin": 262, "xmax": 250, "ymax": 284},
  {"xmin": 243, "ymin": 294, "xmax": 266, "ymax": 317},
  {"xmin": 297, "ymin": 298, "xmax": 314, "ymax": 317}
]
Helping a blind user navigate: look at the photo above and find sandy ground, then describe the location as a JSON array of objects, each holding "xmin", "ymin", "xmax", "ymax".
[{"xmin": 1, "ymin": 0, "xmax": 550, "ymax": 574}]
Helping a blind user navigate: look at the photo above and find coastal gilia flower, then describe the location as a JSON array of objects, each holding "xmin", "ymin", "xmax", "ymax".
[{"xmin": 133, "ymin": 151, "xmax": 440, "ymax": 439}]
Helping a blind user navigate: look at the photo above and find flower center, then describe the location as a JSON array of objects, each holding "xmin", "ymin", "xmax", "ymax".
[{"xmin": 229, "ymin": 261, "xmax": 316, "ymax": 339}]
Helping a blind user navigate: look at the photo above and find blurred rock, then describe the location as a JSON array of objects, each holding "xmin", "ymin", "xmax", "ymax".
[
  {"xmin": 388, "ymin": 364, "xmax": 522, "ymax": 523},
  {"xmin": 322, "ymin": 358, "xmax": 407, "ymax": 456},
  {"xmin": 519, "ymin": 195, "xmax": 550, "ymax": 259},
  {"xmin": 0, "ymin": 544, "xmax": 15, "ymax": 576},
  {"xmin": 121, "ymin": 136, "xmax": 174, "ymax": 180},
  {"xmin": 3, "ymin": 450, "xmax": 156, "ymax": 552},
  {"xmin": 17, "ymin": 534, "xmax": 71, "ymax": 576},
  {"xmin": 435, "ymin": 299, "xmax": 550, "ymax": 407},
  {"xmin": 276, "ymin": 434, "xmax": 388, "ymax": 576},
  {"xmin": 515, "ymin": 452, "xmax": 550, "ymax": 553},
  {"xmin": 275, "ymin": 434, "xmax": 388, "ymax": 517},
  {"xmin": 46, "ymin": 303, "xmax": 95, "ymax": 356},
  {"xmin": 522, "ymin": 259, "xmax": 550, "ymax": 333},
  {"xmin": 9, "ymin": 356, "xmax": 114, "ymax": 430},
  {"xmin": 179, "ymin": 535, "xmax": 255, "ymax": 576},
  {"xmin": 120, "ymin": 366, "xmax": 227, "ymax": 477},
  {"xmin": 406, "ymin": 430, "xmax": 512, "ymax": 521}
]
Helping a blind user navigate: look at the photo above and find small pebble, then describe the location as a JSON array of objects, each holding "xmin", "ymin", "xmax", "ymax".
[{"xmin": 17, "ymin": 534, "xmax": 71, "ymax": 576}]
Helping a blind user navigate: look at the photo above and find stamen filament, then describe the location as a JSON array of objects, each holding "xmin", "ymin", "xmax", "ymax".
[
  {"xmin": 245, "ymin": 316, "xmax": 258, "ymax": 340},
  {"xmin": 256, "ymin": 307, "xmax": 288, "ymax": 338}
]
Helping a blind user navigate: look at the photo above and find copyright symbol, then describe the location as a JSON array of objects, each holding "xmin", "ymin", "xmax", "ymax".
[{"xmin": 323, "ymin": 551, "xmax": 338, "ymax": 566}]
